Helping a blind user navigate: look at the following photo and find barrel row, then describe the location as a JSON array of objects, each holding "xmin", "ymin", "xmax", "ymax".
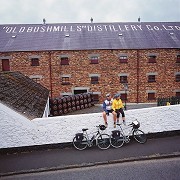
[{"xmin": 50, "ymin": 93, "xmax": 94, "ymax": 116}]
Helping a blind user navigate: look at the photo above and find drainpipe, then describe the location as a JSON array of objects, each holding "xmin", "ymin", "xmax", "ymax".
[
  {"xmin": 136, "ymin": 50, "xmax": 140, "ymax": 103},
  {"xmin": 48, "ymin": 51, "xmax": 53, "ymax": 98}
]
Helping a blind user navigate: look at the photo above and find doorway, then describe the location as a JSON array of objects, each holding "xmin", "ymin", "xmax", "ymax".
[
  {"xmin": 74, "ymin": 89, "xmax": 87, "ymax": 94},
  {"xmin": 2, "ymin": 59, "xmax": 10, "ymax": 71}
]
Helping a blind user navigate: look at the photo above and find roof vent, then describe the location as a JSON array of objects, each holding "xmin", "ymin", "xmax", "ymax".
[
  {"xmin": 65, "ymin": 34, "xmax": 70, "ymax": 37},
  {"xmin": 138, "ymin": 16, "xmax": 141, "ymax": 22},
  {"xmin": 90, "ymin": 17, "xmax": 93, "ymax": 23},
  {"xmin": 12, "ymin": 35, "xmax": 17, "ymax": 38},
  {"xmin": 43, "ymin": 18, "xmax": 46, "ymax": 25},
  {"xmin": 169, "ymin": 32, "xmax": 174, "ymax": 35},
  {"xmin": 118, "ymin": 33, "xmax": 123, "ymax": 36}
]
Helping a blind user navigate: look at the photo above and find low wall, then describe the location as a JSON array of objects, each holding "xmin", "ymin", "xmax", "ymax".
[{"xmin": 0, "ymin": 104, "xmax": 180, "ymax": 149}]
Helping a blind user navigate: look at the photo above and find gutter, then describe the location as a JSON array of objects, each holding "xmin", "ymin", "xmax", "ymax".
[{"xmin": 48, "ymin": 51, "xmax": 53, "ymax": 98}]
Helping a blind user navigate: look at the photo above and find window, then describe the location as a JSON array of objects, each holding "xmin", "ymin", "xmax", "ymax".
[
  {"xmin": 148, "ymin": 55, "xmax": 156, "ymax": 63},
  {"xmin": 90, "ymin": 56, "xmax": 99, "ymax": 64},
  {"xmin": 62, "ymin": 77, "xmax": 70, "ymax": 85},
  {"xmin": 91, "ymin": 76, "xmax": 99, "ymax": 84},
  {"xmin": 148, "ymin": 75, "xmax": 156, "ymax": 82},
  {"xmin": 61, "ymin": 57, "xmax": 69, "ymax": 65},
  {"xmin": 176, "ymin": 92, "xmax": 180, "ymax": 97},
  {"xmin": 121, "ymin": 93, "xmax": 127, "ymax": 101},
  {"xmin": 2, "ymin": 59, "xmax": 10, "ymax": 71},
  {"xmin": 32, "ymin": 78, "xmax": 40, "ymax": 83},
  {"xmin": 176, "ymin": 55, "xmax": 180, "ymax": 63},
  {"xmin": 175, "ymin": 74, "xmax": 180, "ymax": 82},
  {"xmin": 74, "ymin": 89, "xmax": 87, "ymax": 94},
  {"xmin": 120, "ymin": 76, "xmax": 128, "ymax": 83},
  {"xmin": 92, "ymin": 94, "xmax": 99, "ymax": 102},
  {"xmin": 31, "ymin": 58, "xmax": 39, "ymax": 66},
  {"xmin": 148, "ymin": 93, "xmax": 156, "ymax": 100},
  {"xmin": 119, "ymin": 56, "xmax": 128, "ymax": 63}
]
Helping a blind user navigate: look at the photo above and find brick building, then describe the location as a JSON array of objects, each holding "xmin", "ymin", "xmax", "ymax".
[{"xmin": 0, "ymin": 22, "xmax": 180, "ymax": 103}]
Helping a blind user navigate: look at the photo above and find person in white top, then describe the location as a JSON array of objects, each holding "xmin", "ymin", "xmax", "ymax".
[{"xmin": 102, "ymin": 93, "xmax": 117, "ymax": 127}]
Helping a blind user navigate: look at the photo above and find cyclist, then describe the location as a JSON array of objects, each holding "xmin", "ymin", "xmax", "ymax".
[
  {"xmin": 112, "ymin": 93, "xmax": 126, "ymax": 127},
  {"xmin": 102, "ymin": 93, "xmax": 117, "ymax": 127}
]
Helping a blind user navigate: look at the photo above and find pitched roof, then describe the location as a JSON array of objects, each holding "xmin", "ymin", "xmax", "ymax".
[
  {"xmin": 0, "ymin": 22, "xmax": 180, "ymax": 52},
  {"xmin": 0, "ymin": 71, "xmax": 49, "ymax": 119}
]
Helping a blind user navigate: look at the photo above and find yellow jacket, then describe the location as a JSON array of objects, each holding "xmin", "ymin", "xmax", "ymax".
[{"xmin": 112, "ymin": 99, "xmax": 124, "ymax": 111}]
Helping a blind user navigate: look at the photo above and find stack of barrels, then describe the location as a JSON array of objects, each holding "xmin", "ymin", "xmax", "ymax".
[{"xmin": 50, "ymin": 93, "xmax": 94, "ymax": 116}]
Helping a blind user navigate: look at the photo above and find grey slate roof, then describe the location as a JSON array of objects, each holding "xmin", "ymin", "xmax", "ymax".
[
  {"xmin": 0, "ymin": 22, "xmax": 180, "ymax": 52},
  {"xmin": 0, "ymin": 71, "xmax": 49, "ymax": 119}
]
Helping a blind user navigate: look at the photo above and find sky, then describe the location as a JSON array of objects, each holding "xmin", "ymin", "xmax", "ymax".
[{"xmin": 0, "ymin": 0, "xmax": 180, "ymax": 24}]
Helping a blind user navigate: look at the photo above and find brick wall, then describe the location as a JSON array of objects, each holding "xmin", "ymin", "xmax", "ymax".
[{"xmin": 0, "ymin": 48, "xmax": 180, "ymax": 103}]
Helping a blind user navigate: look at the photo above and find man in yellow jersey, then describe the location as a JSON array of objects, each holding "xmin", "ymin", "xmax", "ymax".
[{"xmin": 112, "ymin": 93, "xmax": 126, "ymax": 128}]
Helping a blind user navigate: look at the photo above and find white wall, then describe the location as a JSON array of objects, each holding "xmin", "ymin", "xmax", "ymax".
[
  {"xmin": 0, "ymin": 103, "xmax": 180, "ymax": 149},
  {"xmin": 42, "ymin": 97, "xmax": 50, "ymax": 118}
]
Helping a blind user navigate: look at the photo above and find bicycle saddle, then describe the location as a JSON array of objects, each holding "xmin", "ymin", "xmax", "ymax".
[{"xmin": 82, "ymin": 128, "xmax": 88, "ymax": 131}]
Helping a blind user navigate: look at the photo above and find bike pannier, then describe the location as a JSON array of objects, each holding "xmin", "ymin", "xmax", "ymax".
[
  {"xmin": 112, "ymin": 130, "xmax": 121, "ymax": 139},
  {"xmin": 75, "ymin": 133, "xmax": 83, "ymax": 141}
]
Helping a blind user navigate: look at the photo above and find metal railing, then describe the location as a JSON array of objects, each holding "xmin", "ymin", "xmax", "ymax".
[{"xmin": 157, "ymin": 96, "xmax": 180, "ymax": 106}]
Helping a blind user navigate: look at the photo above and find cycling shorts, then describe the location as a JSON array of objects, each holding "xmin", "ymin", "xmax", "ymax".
[
  {"xmin": 115, "ymin": 108, "xmax": 125, "ymax": 118},
  {"xmin": 106, "ymin": 109, "xmax": 114, "ymax": 115}
]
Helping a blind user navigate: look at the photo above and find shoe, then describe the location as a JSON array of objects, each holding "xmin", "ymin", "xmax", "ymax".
[
  {"xmin": 114, "ymin": 123, "xmax": 116, "ymax": 128},
  {"xmin": 123, "ymin": 120, "xmax": 126, "ymax": 125}
]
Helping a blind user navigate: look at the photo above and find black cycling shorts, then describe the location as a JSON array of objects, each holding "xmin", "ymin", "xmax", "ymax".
[
  {"xmin": 115, "ymin": 108, "xmax": 125, "ymax": 118},
  {"xmin": 106, "ymin": 109, "xmax": 114, "ymax": 115}
]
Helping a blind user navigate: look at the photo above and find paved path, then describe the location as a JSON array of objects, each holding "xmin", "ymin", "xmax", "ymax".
[
  {"xmin": 65, "ymin": 103, "xmax": 157, "ymax": 115},
  {"xmin": 0, "ymin": 135, "xmax": 179, "ymax": 177}
]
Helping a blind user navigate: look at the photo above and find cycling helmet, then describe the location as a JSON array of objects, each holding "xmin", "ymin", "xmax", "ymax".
[{"xmin": 114, "ymin": 93, "xmax": 120, "ymax": 98}]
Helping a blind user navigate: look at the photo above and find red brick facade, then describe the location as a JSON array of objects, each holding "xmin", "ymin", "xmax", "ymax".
[{"xmin": 0, "ymin": 48, "xmax": 180, "ymax": 103}]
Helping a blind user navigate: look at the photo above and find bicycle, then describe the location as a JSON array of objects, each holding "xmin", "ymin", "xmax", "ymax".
[
  {"xmin": 73, "ymin": 125, "xmax": 111, "ymax": 150},
  {"xmin": 110, "ymin": 120, "xmax": 147, "ymax": 148}
]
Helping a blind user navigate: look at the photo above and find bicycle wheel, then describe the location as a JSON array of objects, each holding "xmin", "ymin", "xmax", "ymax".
[
  {"xmin": 73, "ymin": 135, "xmax": 88, "ymax": 150},
  {"xmin": 110, "ymin": 132, "xmax": 125, "ymax": 148},
  {"xmin": 133, "ymin": 129, "xmax": 147, "ymax": 144},
  {"xmin": 97, "ymin": 134, "xmax": 110, "ymax": 150}
]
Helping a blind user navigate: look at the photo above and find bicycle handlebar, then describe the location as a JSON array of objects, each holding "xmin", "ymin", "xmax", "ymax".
[
  {"xmin": 96, "ymin": 125, "xmax": 107, "ymax": 130},
  {"xmin": 96, "ymin": 125, "xmax": 103, "ymax": 128},
  {"xmin": 116, "ymin": 123, "xmax": 133, "ymax": 127}
]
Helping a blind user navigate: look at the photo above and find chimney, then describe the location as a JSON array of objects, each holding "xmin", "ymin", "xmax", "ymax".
[
  {"xmin": 90, "ymin": 17, "xmax": 93, "ymax": 23},
  {"xmin": 138, "ymin": 16, "xmax": 141, "ymax": 23},
  {"xmin": 43, "ymin": 18, "xmax": 46, "ymax": 24}
]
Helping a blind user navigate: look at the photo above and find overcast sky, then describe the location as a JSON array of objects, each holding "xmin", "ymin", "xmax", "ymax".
[{"xmin": 0, "ymin": 0, "xmax": 180, "ymax": 24}]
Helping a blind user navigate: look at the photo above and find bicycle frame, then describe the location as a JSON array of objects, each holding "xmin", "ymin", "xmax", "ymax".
[
  {"xmin": 117, "ymin": 124, "xmax": 135, "ymax": 143},
  {"xmin": 73, "ymin": 124, "xmax": 110, "ymax": 150},
  {"xmin": 83, "ymin": 128, "xmax": 101, "ymax": 147}
]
